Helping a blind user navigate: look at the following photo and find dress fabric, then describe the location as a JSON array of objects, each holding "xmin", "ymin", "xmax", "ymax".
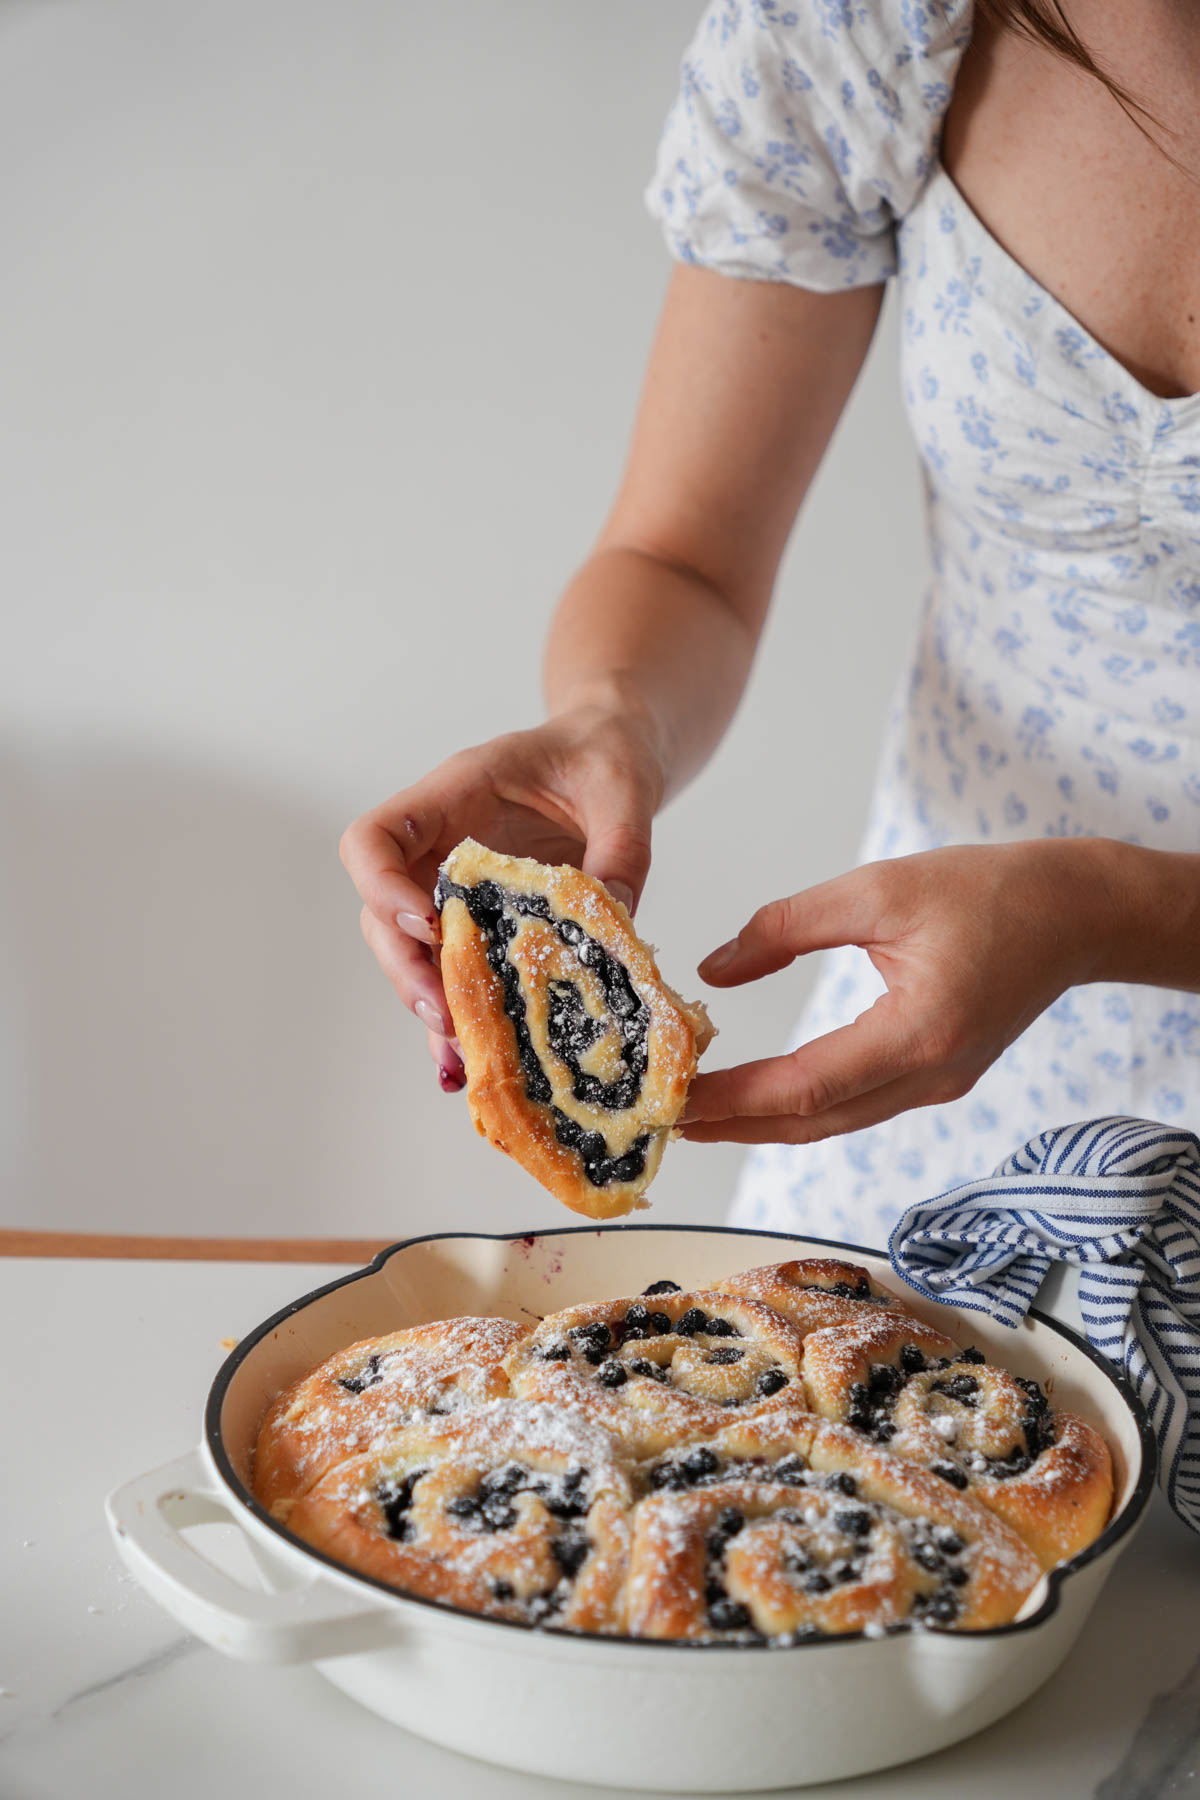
[{"xmin": 646, "ymin": 0, "xmax": 1200, "ymax": 1249}]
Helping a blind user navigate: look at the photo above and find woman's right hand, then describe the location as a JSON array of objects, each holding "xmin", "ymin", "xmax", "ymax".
[{"xmin": 338, "ymin": 703, "xmax": 664, "ymax": 1090}]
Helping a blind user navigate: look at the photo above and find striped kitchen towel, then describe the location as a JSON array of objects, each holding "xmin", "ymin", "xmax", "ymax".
[{"xmin": 888, "ymin": 1117, "xmax": 1200, "ymax": 1534}]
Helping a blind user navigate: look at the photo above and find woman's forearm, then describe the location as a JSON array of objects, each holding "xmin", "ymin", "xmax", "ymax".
[
  {"xmin": 543, "ymin": 265, "xmax": 885, "ymax": 802},
  {"xmin": 1090, "ymin": 839, "xmax": 1200, "ymax": 992}
]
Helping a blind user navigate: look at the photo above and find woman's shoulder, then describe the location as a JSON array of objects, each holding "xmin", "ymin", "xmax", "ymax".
[{"xmin": 647, "ymin": 0, "xmax": 973, "ymax": 291}]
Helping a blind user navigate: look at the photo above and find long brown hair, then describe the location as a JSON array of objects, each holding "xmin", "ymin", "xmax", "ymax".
[{"xmin": 978, "ymin": 0, "xmax": 1153, "ymax": 130}]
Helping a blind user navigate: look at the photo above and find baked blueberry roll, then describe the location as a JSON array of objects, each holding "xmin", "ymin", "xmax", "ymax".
[
  {"xmin": 253, "ymin": 1317, "xmax": 530, "ymax": 1521},
  {"xmin": 434, "ymin": 839, "xmax": 713, "ymax": 1218},
  {"xmin": 714, "ymin": 1257, "xmax": 913, "ymax": 1336},
  {"xmin": 282, "ymin": 1401, "xmax": 633, "ymax": 1631},
  {"xmin": 625, "ymin": 1416, "xmax": 1042, "ymax": 1641},
  {"xmin": 505, "ymin": 1289, "xmax": 808, "ymax": 1458},
  {"xmin": 802, "ymin": 1323, "xmax": 1114, "ymax": 1567}
]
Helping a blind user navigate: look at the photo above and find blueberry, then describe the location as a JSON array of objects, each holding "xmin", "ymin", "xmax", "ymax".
[
  {"xmin": 1015, "ymin": 1375, "xmax": 1049, "ymax": 1412},
  {"xmin": 648, "ymin": 1312, "xmax": 673, "ymax": 1336},
  {"xmin": 682, "ymin": 1446, "xmax": 720, "ymax": 1479},
  {"xmin": 707, "ymin": 1598, "xmax": 753, "ymax": 1632},
  {"xmin": 378, "ymin": 1470, "xmax": 425, "ymax": 1540},
  {"xmin": 868, "ymin": 1363, "xmax": 903, "ymax": 1396},
  {"xmin": 621, "ymin": 1324, "xmax": 649, "ymax": 1342},
  {"xmin": 676, "ymin": 1309, "xmax": 708, "ymax": 1337},
  {"xmin": 959, "ymin": 1346, "xmax": 986, "ymax": 1365},
  {"xmin": 833, "ymin": 1561, "xmax": 859, "ymax": 1583},
  {"xmin": 649, "ymin": 1461, "xmax": 690, "ymax": 1491},
  {"xmin": 834, "ymin": 1508, "xmax": 872, "ymax": 1537},
  {"xmin": 946, "ymin": 1564, "xmax": 970, "ymax": 1586},
  {"xmin": 847, "ymin": 1406, "xmax": 871, "ymax": 1431},
  {"xmin": 931, "ymin": 1375, "xmax": 979, "ymax": 1403},
  {"xmin": 873, "ymin": 1420, "xmax": 897, "ymax": 1443},
  {"xmin": 931, "ymin": 1463, "xmax": 969, "ymax": 1491},
  {"xmin": 445, "ymin": 1495, "xmax": 479, "ymax": 1519},
  {"xmin": 774, "ymin": 1454, "xmax": 809, "ymax": 1485},
  {"xmin": 913, "ymin": 1542, "xmax": 944, "ymax": 1573},
  {"xmin": 552, "ymin": 1532, "xmax": 590, "ymax": 1579},
  {"xmin": 570, "ymin": 1321, "xmax": 611, "ymax": 1349},
  {"xmin": 623, "ymin": 1303, "xmax": 649, "ymax": 1329},
  {"xmin": 705, "ymin": 1317, "xmax": 740, "ymax": 1339},
  {"xmin": 491, "ymin": 1579, "xmax": 516, "ymax": 1602},
  {"xmin": 706, "ymin": 1346, "xmax": 744, "ymax": 1365},
  {"xmin": 714, "ymin": 1506, "xmax": 745, "ymax": 1539},
  {"xmin": 583, "ymin": 1345, "xmax": 609, "ymax": 1366},
  {"xmin": 487, "ymin": 1463, "xmax": 526, "ymax": 1495},
  {"xmin": 539, "ymin": 1343, "xmax": 571, "ymax": 1362},
  {"xmin": 899, "ymin": 1344, "xmax": 926, "ymax": 1375},
  {"xmin": 630, "ymin": 1358, "xmax": 656, "ymax": 1377},
  {"xmin": 933, "ymin": 1529, "xmax": 964, "ymax": 1556},
  {"xmin": 757, "ymin": 1368, "xmax": 789, "ymax": 1396},
  {"xmin": 826, "ymin": 1472, "xmax": 858, "ymax": 1497},
  {"xmin": 849, "ymin": 1382, "xmax": 870, "ymax": 1407},
  {"xmin": 642, "ymin": 1280, "xmax": 681, "ymax": 1295},
  {"xmin": 597, "ymin": 1361, "xmax": 628, "ymax": 1388},
  {"xmin": 803, "ymin": 1572, "xmax": 832, "ymax": 1595},
  {"xmin": 783, "ymin": 1550, "xmax": 811, "ymax": 1573},
  {"xmin": 923, "ymin": 1591, "xmax": 959, "ymax": 1625}
]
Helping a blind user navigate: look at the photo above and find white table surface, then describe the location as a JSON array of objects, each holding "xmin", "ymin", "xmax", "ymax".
[{"xmin": 3, "ymin": 1255, "xmax": 1200, "ymax": 1800}]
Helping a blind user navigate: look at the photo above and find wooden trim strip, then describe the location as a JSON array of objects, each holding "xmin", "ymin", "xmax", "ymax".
[{"xmin": 0, "ymin": 1230, "xmax": 392, "ymax": 1264}]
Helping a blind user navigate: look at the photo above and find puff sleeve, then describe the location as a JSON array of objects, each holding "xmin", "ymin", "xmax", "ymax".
[{"xmin": 646, "ymin": 0, "xmax": 973, "ymax": 291}]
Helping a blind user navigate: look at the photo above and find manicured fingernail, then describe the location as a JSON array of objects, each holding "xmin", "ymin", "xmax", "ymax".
[
  {"xmin": 415, "ymin": 996, "xmax": 452, "ymax": 1035},
  {"xmin": 607, "ymin": 881, "xmax": 635, "ymax": 914},
  {"xmin": 397, "ymin": 910, "xmax": 436, "ymax": 942},
  {"xmin": 438, "ymin": 1052, "xmax": 466, "ymax": 1093},
  {"xmin": 699, "ymin": 940, "xmax": 737, "ymax": 977}
]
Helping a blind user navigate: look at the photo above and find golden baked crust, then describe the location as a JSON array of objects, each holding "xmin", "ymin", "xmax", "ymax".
[
  {"xmin": 713, "ymin": 1257, "xmax": 915, "ymax": 1337},
  {"xmin": 253, "ymin": 1317, "xmax": 529, "ymax": 1520},
  {"xmin": 624, "ymin": 1415, "xmax": 1042, "ymax": 1640},
  {"xmin": 434, "ymin": 839, "xmax": 713, "ymax": 1218}
]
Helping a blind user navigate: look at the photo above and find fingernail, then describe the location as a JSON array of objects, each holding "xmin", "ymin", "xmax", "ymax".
[
  {"xmin": 397, "ymin": 911, "xmax": 436, "ymax": 942},
  {"xmin": 415, "ymin": 996, "xmax": 452, "ymax": 1035},
  {"xmin": 606, "ymin": 881, "xmax": 635, "ymax": 914},
  {"xmin": 438, "ymin": 1049, "xmax": 466, "ymax": 1093},
  {"xmin": 699, "ymin": 940, "xmax": 737, "ymax": 977}
]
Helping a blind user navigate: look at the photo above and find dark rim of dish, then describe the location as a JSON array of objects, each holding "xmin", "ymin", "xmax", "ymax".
[{"xmin": 205, "ymin": 1223, "xmax": 1158, "ymax": 1652}]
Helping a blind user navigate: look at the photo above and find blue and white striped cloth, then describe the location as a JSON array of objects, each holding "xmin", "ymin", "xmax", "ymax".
[{"xmin": 888, "ymin": 1117, "xmax": 1200, "ymax": 1535}]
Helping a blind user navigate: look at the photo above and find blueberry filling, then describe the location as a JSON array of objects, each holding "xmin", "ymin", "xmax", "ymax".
[
  {"xmin": 898, "ymin": 1344, "xmax": 927, "ymax": 1375},
  {"xmin": 773, "ymin": 1455, "xmax": 811, "ymax": 1486},
  {"xmin": 647, "ymin": 1312, "xmax": 673, "ymax": 1336},
  {"xmin": 377, "ymin": 1469, "xmax": 427, "ymax": 1541},
  {"xmin": 624, "ymin": 1303, "xmax": 649, "ymax": 1328},
  {"xmin": 803, "ymin": 1571, "xmax": 832, "ymax": 1594},
  {"xmin": 915, "ymin": 1589, "xmax": 960, "ymax": 1626},
  {"xmin": 492, "ymin": 1579, "xmax": 516, "ymax": 1601},
  {"xmin": 629, "ymin": 1358, "xmax": 658, "ymax": 1378},
  {"xmin": 929, "ymin": 1375, "xmax": 980, "ymax": 1405},
  {"xmin": 448, "ymin": 1462, "xmax": 591, "ymax": 1530},
  {"xmin": 704, "ymin": 1317, "xmax": 741, "ymax": 1339},
  {"xmin": 757, "ymin": 1368, "xmax": 790, "ymax": 1397},
  {"xmin": 959, "ymin": 1346, "xmax": 986, "ymax": 1365},
  {"xmin": 597, "ymin": 1361, "xmax": 628, "ymax": 1388},
  {"xmin": 826, "ymin": 1279, "xmax": 872, "ymax": 1299},
  {"xmin": 434, "ymin": 875, "xmax": 651, "ymax": 1186},
  {"xmin": 706, "ymin": 1347, "xmax": 744, "ymax": 1365},
  {"xmin": 930, "ymin": 1462, "xmax": 969, "ymax": 1490},
  {"xmin": 551, "ymin": 1530, "xmax": 590, "ymax": 1579},
  {"xmin": 834, "ymin": 1507, "xmax": 872, "ymax": 1537},
  {"xmin": 339, "ymin": 1353, "xmax": 384, "ymax": 1396},
  {"xmin": 642, "ymin": 1280, "xmax": 681, "ymax": 1295},
  {"xmin": 570, "ymin": 1321, "xmax": 611, "ymax": 1350},
  {"xmin": 675, "ymin": 1308, "xmax": 709, "ymax": 1337},
  {"xmin": 825, "ymin": 1472, "xmax": 858, "ymax": 1496},
  {"xmin": 933, "ymin": 1528, "xmax": 964, "ymax": 1555},
  {"xmin": 539, "ymin": 1342, "xmax": 571, "ymax": 1362}
]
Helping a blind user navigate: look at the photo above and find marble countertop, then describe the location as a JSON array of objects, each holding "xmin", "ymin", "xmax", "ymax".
[{"xmin": 4, "ymin": 1254, "xmax": 1200, "ymax": 1800}]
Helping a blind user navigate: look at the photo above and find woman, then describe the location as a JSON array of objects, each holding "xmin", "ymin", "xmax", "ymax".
[{"xmin": 340, "ymin": 0, "xmax": 1200, "ymax": 1245}]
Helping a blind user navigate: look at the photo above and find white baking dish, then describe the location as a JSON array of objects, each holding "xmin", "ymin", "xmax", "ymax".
[{"xmin": 106, "ymin": 1226, "xmax": 1155, "ymax": 1793}]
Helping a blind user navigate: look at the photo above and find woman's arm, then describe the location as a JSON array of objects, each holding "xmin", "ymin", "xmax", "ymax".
[
  {"xmin": 545, "ymin": 265, "xmax": 885, "ymax": 806},
  {"xmin": 341, "ymin": 265, "xmax": 884, "ymax": 1077},
  {"xmin": 679, "ymin": 836, "xmax": 1200, "ymax": 1147}
]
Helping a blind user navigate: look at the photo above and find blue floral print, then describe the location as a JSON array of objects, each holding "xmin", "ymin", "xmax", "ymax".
[{"xmin": 648, "ymin": 1, "xmax": 1200, "ymax": 1248}]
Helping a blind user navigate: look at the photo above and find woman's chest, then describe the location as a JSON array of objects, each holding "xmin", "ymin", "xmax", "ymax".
[{"xmin": 941, "ymin": 2, "xmax": 1200, "ymax": 404}]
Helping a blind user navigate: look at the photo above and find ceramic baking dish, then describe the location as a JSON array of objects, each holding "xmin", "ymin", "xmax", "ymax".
[{"xmin": 106, "ymin": 1225, "xmax": 1156, "ymax": 1793}]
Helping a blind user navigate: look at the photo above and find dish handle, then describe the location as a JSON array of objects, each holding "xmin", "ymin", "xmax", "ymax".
[{"xmin": 105, "ymin": 1448, "xmax": 402, "ymax": 1664}]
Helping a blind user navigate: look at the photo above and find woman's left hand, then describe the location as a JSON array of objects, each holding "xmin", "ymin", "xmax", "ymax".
[{"xmin": 679, "ymin": 840, "xmax": 1120, "ymax": 1146}]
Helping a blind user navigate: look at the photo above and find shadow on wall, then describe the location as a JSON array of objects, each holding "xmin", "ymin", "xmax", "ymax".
[{"xmin": 1, "ymin": 734, "xmax": 416, "ymax": 1237}]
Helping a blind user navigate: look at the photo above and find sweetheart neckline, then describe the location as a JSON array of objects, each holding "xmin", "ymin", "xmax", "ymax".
[{"xmin": 928, "ymin": 161, "xmax": 1200, "ymax": 421}]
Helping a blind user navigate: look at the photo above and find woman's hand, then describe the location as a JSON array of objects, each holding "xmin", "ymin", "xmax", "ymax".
[
  {"xmin": 339, "ymin": 704, "xmax": 664, "ymax": 1089},
  {"xmin": 679, "ymin": 841, "xmax": 1123, "ymax": 1146}
]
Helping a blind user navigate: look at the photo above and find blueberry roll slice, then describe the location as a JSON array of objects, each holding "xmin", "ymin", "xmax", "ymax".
[
  {"xmin": 283, "ymin": 1401, "xmax": 632, "ymax": 1631},
  {"xmin": 714, "ymin": 1258, "xmax": 914, "ymax": 1337},
  {"xmin": 505, "ymin": 1290, "xmax": 808, "ymax": 1458},
  {"xmin": 435, "ymin": 839, "xmax": 713, "ymax": 1219},
  {"xmin": 884, "ymin": 1356, "xmax": 1115, "ymax": 1568},
  {"xmin": 253, "ymin": 1316, "xmax": 530, "ymax": 1521},
  {"xmin": 625, "ymin": 1418, "xmax": 1041, "ymax": 1641}
]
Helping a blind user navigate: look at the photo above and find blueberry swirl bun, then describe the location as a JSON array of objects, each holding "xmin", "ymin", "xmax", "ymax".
[
  {"xmin": 714, "ymin": 1257, "xmax": 913, "ymax": 1337},
  {"xmin": 253, "ymin": 1317, "xmax": 529, "ymax": 1521},
  {"xmin": 870, "ymin": 1352, "xmax": 1115, "ymax": 1568},
  {"xmin": 799, "ymin": 1312, "xmax": 963, "ymax": 1434},
  {"xmin": 505, "ymin": 1291, "xmax": 807, "ymax": 1458},
  {"xmin": 434, "ymin": 839, "xmax": 713, "ymax": 1219},
  {"xmin": 625, "ymin": 1417, "xmax": 1042, "ymax": 1641},
  {"xmin": 282, "ymin": 1401, "xmax": 632, "ymax": 1631}
]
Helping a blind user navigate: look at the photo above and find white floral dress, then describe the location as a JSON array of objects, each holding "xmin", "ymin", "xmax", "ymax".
[{"xmin": 646, "ymin": 0, "xmax": 1200, "ymax": 1248}]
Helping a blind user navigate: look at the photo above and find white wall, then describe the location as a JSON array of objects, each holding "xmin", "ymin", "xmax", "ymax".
[{"xmin": 3, "ymin": 0, "xmax": 928, "ymax": 1238}]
